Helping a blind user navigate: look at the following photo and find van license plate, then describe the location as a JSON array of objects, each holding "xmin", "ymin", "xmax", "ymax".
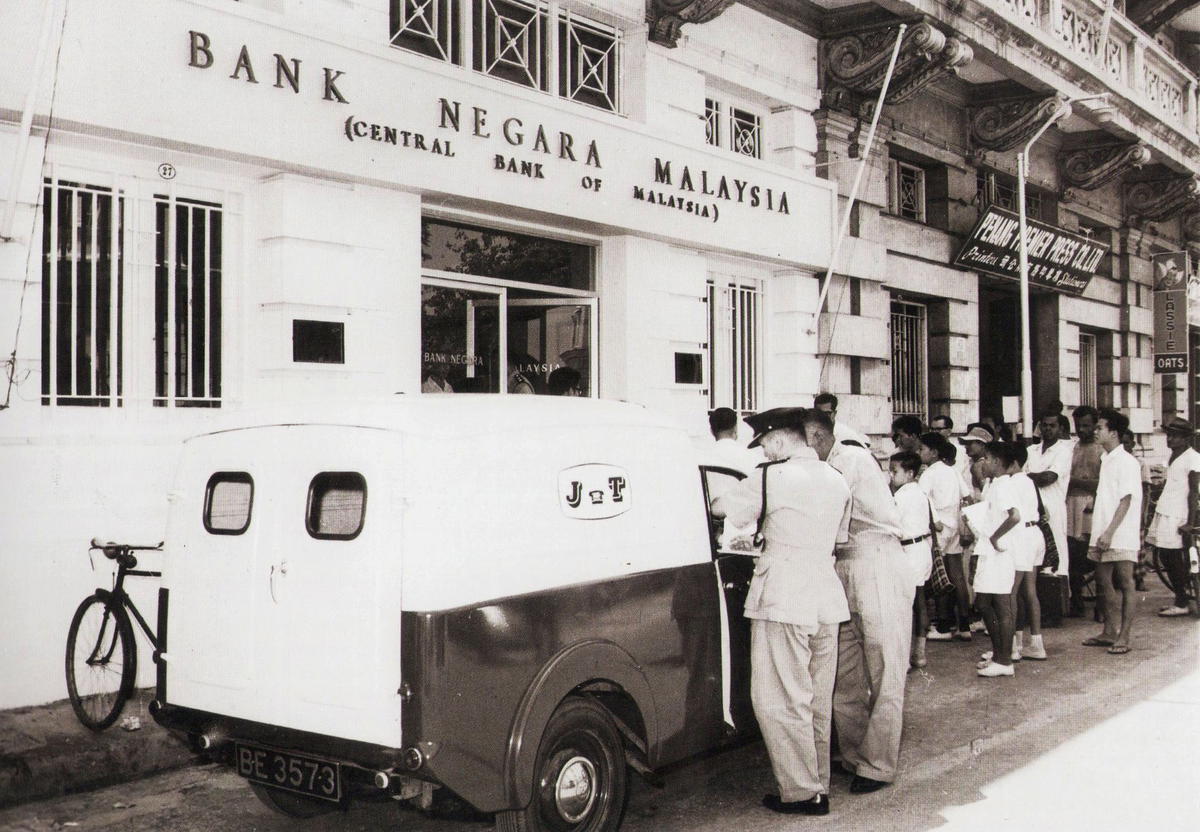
[{"xmin": 235, "ymin": 743, "xmax": 342, "ymax": 802}]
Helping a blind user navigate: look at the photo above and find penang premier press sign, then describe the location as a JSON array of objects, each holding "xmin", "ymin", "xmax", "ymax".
[
  {"xmin": 954, "ymin": 207, "xmax": 1108, "ymax": 296},
  {"xmin": 1152, "ymin": 251, "xmax": 1189, "ymax": 374}
]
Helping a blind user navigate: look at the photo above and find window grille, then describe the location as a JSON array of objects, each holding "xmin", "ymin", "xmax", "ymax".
[
  {"xmin": 475, "ymin": 0, "xmax": 548, "ymax": 92},
  {"xmin": 704, "ymin": 99, "xmax": 720, "ymax": 147},
  {"xmin": 1079, "ymin": 331, "xmax": 1098, "ymax": 407},
  {"xmin": 978, "ymin": 169, "xmax": 1044, "ymax": 221},
  {"xmin": 890, "ymin": 160, "xmax": 926, "ymax": 222},
  {"xmin": 890, "ymin": 299, "xmax": 928, "ymax": 422},
  {"xmin": 41, "ymin": 179, "xmax": 124, "ymax": 407},
  {"xmin": 559, "ymin": 10, "xmax": 620, "ymax": 111},
  {"xmin": 729, "ymin": 107, "xmax": 761, "ymax": 159},
  {"xmin": 390, "ymin": 0, "xmax": 459, "ymax": 63},
  {"xmin": 154, "ymin": 196, "xmax": 223, "ymax": 408},
  {"xmin": 707, "ymin": 277, "xmax": 760, "ymax": 413}
]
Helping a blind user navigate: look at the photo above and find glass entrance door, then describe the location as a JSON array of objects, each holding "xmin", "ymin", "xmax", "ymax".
[
  {"xmin": 506, "ymin": 298, "xmax": 596, "ymax": 396},
  {"xmin": 421, "ymin": 280, "xmax": 503, "ymax": 393}
]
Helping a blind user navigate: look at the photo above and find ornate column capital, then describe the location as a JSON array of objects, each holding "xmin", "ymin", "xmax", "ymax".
[
  {"xmin": 1059, "ymin": 142, "xmax": 1151, "ymax": 201},
  {"xmin": 646, "ymin": 0, "xmax": 738, "ymax": 48},
  {"xmin": 823, "ymin": 21, "xmax": 972, "ymax": 114},
  {"xmin": 969, "ymin": 94, "xmax": 1070, "ymax": 153},
  {"xmin": 1125, "ymin": 175, "xmax": 1200, "ymax": 225}
]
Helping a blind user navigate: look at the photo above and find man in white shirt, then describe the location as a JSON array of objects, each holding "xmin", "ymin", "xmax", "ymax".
[
  {"xmin": 801, "ymin": 409, "xmax": 911, "ymax": 795},
  {"xmin": 930, "ymin": 414, "xmax": 969, "ymax": 485},
  {"xmin": 815, "ymin": 392, "xmax": 871, "ymax": 449},
  {"xmin": 708, "ymin": 407, "xmax": 764, "ymax": 476},
  {"xmin": 712, "ymin": 407, "xmax": 851, "ymax": 816},
  {"xmin": 1025, "ymin": 412, "xmax": 1073, "ymax": 576},
  {"xmin": 1147, "ymin": 418, "xmax": 1200, "ymax": 617},
  {"xmin": 1084, "ymin": 408, "xmax": 1143, "ymax": 654}
]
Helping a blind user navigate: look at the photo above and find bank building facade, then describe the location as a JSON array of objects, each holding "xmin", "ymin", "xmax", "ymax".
[{"xmin": 6, "ymin": 0, "xmax": 1200, "ymax": 710}]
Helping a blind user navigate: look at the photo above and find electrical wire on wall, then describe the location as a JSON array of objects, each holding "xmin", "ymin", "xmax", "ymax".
[{"xmin": 2, "ymin": 0, "xmax": 69, "ymax": 410}]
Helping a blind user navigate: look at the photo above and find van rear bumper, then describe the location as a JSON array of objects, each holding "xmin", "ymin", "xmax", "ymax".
[{"xmin": 152, "ymin": 702, "xmax": 412, "ymax": 782}]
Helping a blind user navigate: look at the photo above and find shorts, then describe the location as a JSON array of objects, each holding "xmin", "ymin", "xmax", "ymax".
[
  {"xmin": 1147, "ymin": 513, "xmax": 1185, "ymax": 550},
  {"xmin": 1086, "ymin": 547, "xmax": 1138, "ymax": 564},
  {"xmin": 974, "ymin": 549, "xmax": 1016, "ymax": 594},
  {"xmin": 901, "ymin": 540, "xmax": 933, "ymax": 586},
  {"xmin": 1066, "ymin": 494, "xmax": 1093, "ymax": 539}
]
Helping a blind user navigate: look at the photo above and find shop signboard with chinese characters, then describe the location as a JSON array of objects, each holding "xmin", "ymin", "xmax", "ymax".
[
  {"xmin": 953, "ymin": 207, "xmax": 1108, "ymax": 296},
  {"xmin": 1152, "ymin": 251, "xmax": 1189, "ymax": 374}
]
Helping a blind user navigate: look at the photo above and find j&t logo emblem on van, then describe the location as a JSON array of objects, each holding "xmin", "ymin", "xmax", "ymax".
[{"xmin": 559, "ymin": 464, "xmax": 631, "ymax": 520}]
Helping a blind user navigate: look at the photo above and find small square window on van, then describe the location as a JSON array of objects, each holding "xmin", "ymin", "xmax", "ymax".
[
  {"xmin": 307, "ymin": 472, "xmax": 367, "ymax": 540},
  {"xmin": 204, "ymin": 473, "xmax": 253, "ymax": 535}
]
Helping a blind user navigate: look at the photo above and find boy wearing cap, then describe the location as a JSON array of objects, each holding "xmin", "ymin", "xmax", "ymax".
[
  {"xmin": 711, "ymin": 407, "xmax": 851, "ymax": 815},
  {"xmin": 1148, "ymin": 418, "xmax": 1200, "ymax": 617}
]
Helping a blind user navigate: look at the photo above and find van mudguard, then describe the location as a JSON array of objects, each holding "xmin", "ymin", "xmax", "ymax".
[{"xmin": 504, "ymin": 638, "xmax": 658, "ymax": 808}]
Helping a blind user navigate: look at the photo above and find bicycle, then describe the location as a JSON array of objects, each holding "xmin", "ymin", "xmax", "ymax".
[{"xmin": 65, "ymin": 538, "xmax": 162, "ymax": 731}]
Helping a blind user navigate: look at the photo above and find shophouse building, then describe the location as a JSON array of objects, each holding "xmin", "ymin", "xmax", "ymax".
[
  {"xmin": 0, "ymin": 0, "xmax": 836, "ymax": 708},
  {"xmin": 764, "ymin": 0, "xmax": 1200, "ymax": 439}
]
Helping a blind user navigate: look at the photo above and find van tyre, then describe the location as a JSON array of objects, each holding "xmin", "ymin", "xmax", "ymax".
[
  {"xmin": 249, "ymin": 783, "xmax": 336, "ymax": 819},
  {"xmin": 496, "ymin": 697, "xmax": 628, "ymax": 832}
]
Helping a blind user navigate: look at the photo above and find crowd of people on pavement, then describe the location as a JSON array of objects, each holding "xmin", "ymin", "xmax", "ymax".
[{"xmin": 704, "ymin": 396, "xmax": 1198, "ymax": 817}]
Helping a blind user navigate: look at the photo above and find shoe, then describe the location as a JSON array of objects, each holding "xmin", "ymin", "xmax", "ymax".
[
  {"xmin": 1023, "ymin": 637, "xmax": 1047, "ymax": 660},
  {"xmin": 953, "ymin": 630, "xmax": 972, "ymax": 641},
  {"xmin": 979, "ymin": 649, "xmax": 1021, "ymax": 662},
  {"xmin": 926, "ymin": 629, "xmax": 953, "ymax": 641},
  {"xmin": 969, "ymin": 620, "xmax": 987, "ymax": 632},
  {"xmin": 976, "ymin": 661, "xmax": 1015, "ymax": 677},
  {"xmin": 850, "ymin": 775, "xmax": 890, "ymax": 794},
  {"xmin": 762, "ymin": 793, "xmax": 830, "ymax": 815},
  {"xmin": 1082, "ymin": 636, "xmax": 1115, "ymax": 647},
  {"xmin": 1158, "ymin": 605, "xmax": 1190, "ymax": 617}
]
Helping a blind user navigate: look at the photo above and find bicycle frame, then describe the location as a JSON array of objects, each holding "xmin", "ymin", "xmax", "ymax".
[{"xmin": 93, "ymin": 543, "xmax": 162, "ymax": 650}]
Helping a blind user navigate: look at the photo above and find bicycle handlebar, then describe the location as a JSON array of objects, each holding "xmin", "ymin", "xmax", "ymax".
[{"xmin": 89, "ymin": 538, "xmax": 164, "ymax": 559}]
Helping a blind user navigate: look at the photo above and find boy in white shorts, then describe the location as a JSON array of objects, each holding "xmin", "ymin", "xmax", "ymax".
[
  {"xmin": 890, "ymin": 451, "xmax": 934, "ymax": 669},
  {"xmin": 1010, "ymin": 443, "xmax": 1046, "ymax": 660}
]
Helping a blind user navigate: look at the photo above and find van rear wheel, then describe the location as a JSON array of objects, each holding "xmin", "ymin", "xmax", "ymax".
[
  {"xmin": 496, "ymin": 697, "xmax": 628, "ymax": 832},
  {"xmin": 249, "ymin": 783, "xmax": 337, "ymax": 819}
]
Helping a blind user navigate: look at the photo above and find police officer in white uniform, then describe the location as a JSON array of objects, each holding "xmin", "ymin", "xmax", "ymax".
[
  {"xmin": 801, "ymin": 408, "xmax": 912, "ymax": 794},
  {"xmin": 712, "ymin": 407, "xmax": 851, "ymax": 815}
]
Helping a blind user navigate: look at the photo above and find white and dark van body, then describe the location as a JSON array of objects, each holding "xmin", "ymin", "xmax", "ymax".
[{"xmin": 151, "ymin": 397, "xmax": 755, "ymax": 829}]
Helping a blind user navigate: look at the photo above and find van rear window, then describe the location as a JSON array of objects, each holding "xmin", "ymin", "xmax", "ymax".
[
  {"xmin": 204, "ymin": 473, "xmax": 254, "ymax": 535},
  {"xmin": 307, "ymin": 472, "xmax": 367, "ymax": 540}
]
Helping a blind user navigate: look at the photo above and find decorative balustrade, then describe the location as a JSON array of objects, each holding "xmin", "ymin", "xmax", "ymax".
[{"xmin": 987, "ymin": 0, "xmax": 1198, "ymax": 138}]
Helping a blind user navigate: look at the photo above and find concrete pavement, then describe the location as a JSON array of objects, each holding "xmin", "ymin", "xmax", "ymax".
[{"xmin": 0, "ymin": 583, "xmax": 1196, "ymax": 827}]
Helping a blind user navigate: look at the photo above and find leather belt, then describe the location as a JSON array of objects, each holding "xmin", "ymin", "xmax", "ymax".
[
  {"xmin": 1024, "ymin": 521, "xmax": 1039, "ymax": 527},
  {"xmin": 900, "ymin": 532, "xmax": 931, "ymax": 546}
]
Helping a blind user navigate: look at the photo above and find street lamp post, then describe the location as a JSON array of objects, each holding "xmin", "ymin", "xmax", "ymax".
[{"xmin": 1015, "ymin": 93, "xmax": 1109, "ymax": 438}]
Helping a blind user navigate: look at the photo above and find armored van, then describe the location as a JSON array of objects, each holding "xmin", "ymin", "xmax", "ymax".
[{"xmin": 151, "ymin": 396, "xmax": 755, "ymax": 831}]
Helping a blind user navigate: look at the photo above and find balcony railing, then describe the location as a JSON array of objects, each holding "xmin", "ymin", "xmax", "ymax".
[{"xmin": 992, "ymin": 0, "xmax": 1198, "ymax": 136}]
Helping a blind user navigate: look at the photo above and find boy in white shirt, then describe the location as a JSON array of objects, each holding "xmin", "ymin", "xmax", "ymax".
[
  {"xmin": 966, "ymin": 442, "xmax": 1026, "ymax": 677},
  {"xmin": 1084, "ymin": 408, "xmax": 1143, "ymax": 654},
  {"xmin": 1148, "ymin": 418, "xmax": 1200, "ymax": 617},
  {"xmin": 918, "ymin": 433, "xmax": 969, "ymax": 641},
  {"xmin": 889, "ymin": 451, "xmax": 934, "ymax": 669}
]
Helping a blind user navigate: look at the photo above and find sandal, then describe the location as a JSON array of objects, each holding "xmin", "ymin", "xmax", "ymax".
[
  {"xmin": 1107, "ymin": 645, "xmax": 1131, "ymax": 655},
  {"xmin": 1082, "ymin": 636, "xmax": 1115, "ymax": 647}
]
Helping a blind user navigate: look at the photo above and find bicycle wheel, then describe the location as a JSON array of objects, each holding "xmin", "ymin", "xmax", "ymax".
[{"xmin": 66, "ymin": 593, "xmax": 137, "ymax": 731}]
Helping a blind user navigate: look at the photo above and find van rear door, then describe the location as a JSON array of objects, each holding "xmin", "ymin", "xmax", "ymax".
[{"xmin": 165, "ymin": 426, "xmax": 404, "ymax": 748}]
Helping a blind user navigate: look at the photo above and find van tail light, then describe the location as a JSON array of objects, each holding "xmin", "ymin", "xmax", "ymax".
[
  {"xmin": 373, "ymin": 770, "xmax": 393, "ymax": 789},
  {"xmin": 401, "ymin": 746, "xmax": 424, "ymax": 771}
]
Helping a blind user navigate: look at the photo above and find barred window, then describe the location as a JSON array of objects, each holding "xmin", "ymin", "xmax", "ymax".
[
  {"xmin": 1079, "ymin": 331, "xmax": 1098, "ymax": 408},
  {"xmin": 704, "ymin": 97, "xmax": 763, "ymax": 159},
  {"xmin": 390, "ymin": 0, "xmax": 460, "ymax": 63},
  {"xmin": 154, "ymin": 196, "xmax": 223, "ymax": 408},
  {"xmin": 889, "ymin": 160, "xmax": 926, "ymax": 222},
  {"xmin": 389, "ymin": 0, "xmax": 621, "ymax": 113},
  {"xmin": 704, "ymin": 99, "xmax": 720, "ymax": 147},
  {"xmin": 41, "ymin": 179, "xmax": 124, "ymax": 407},
  {"xmin": 978, "ymin": 169, "xmax": 1048, "ymax": 222},
  {"xmin": 890, "ymin": 298, "xmax": 928, "ymax": 423},
  {"xmin": 707, "ymin": 277, "xmax": 760, "ymax": 413}
]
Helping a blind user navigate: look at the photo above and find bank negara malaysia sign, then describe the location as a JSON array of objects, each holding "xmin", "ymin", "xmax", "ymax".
[{"xmin": 953, "ymin": 207, "xmax": 1109, "ymax": 296}]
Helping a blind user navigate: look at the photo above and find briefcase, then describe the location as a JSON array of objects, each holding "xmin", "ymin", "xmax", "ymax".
[{"xmin": 1037, "ymin": 572, "xmax": 1070, "ymax": 628}]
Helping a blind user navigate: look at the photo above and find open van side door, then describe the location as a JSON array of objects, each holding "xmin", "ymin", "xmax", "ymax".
[{"xmin": 699, "ymin": 466, "xmax": 756, "ymax": 733}]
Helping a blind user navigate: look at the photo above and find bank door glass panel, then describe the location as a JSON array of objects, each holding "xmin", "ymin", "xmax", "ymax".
[
  {"xmin": 700, "ymin": 465, "xmax": 756, "ymax": 733},
  {"xmin": 421, "ymin": 283, "xmax": 502, "ymax": 393},
  {"xmin": 507, "ymin": 298, "xmax": 595, "ymax": 395}
]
